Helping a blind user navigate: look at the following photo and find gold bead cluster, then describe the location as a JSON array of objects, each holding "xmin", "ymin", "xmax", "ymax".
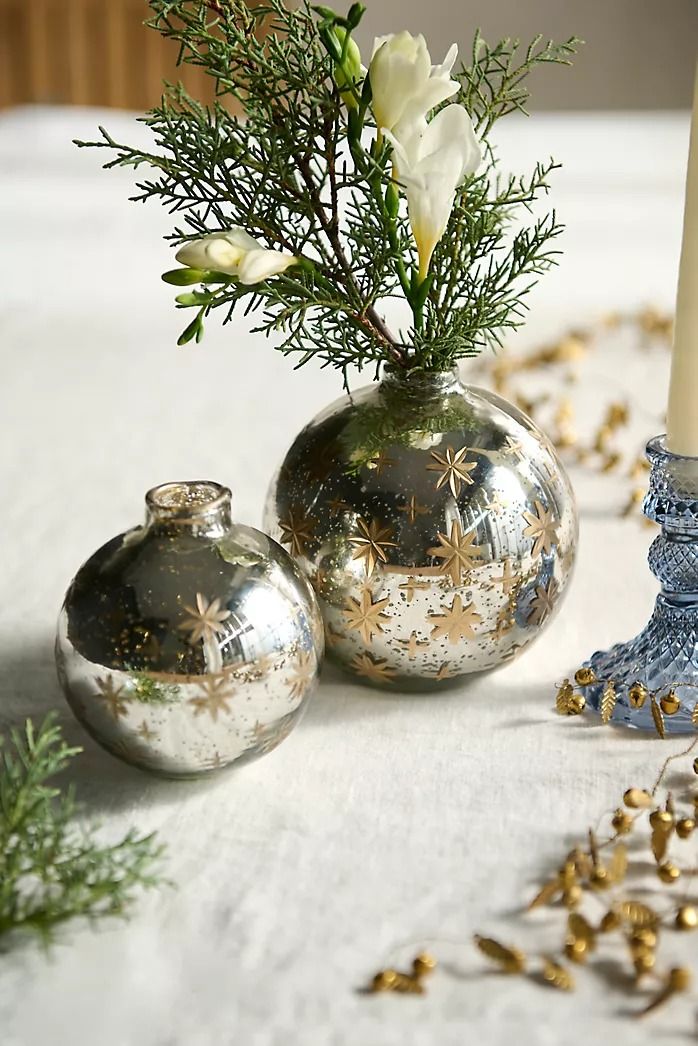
[
  {"xmin": 553, "ymin": 668, "xmax": 698, "ymax": 736},
  {"xmin": 473, "ymin": 742, "xmax": 698, "ymax": 1019},
  {"xmin": 368, "ymin": 953, "xmax": 437, "ymax": 995}
]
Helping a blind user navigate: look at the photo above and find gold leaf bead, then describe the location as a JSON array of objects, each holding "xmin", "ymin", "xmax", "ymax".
[
  {"xmin": 658, "ymin": 862, "xmax": 681, "ymax": 884},
  {"xmin": 624, "ymin": 788, "xmax": 652, "ymax": 809},
  {"xmin": 600, "ymin": 910, "xmax": 621, "ymax": 933},
  {"xmin": 676, "ymin": 906, "xmax": 698, "ymax": 931},
  {"xmin": 555, "ymin": 680, "xmax": 574, "ymax": 714},
  {"xmin": 589, "ymin": 867, "xmax": 610, "ymax": 890},
  {"xmin": 693, "ymin": 758, "xmax": 698, "ymax": 776},
  {"xmin": 660, "ymin": 689, "xmax": 681, "ymax": 716},
  {"xmin": 411, "ymin": 953, "xmax": 437, "ymax": 978},
  {"xmin": 611, "ymin": 809, "xmax": 633, "ymax": 835},
  {"xmin": 668, "ymin": 967, "xmax": 692, "ymax": 992},
  {"xmin": 628, "ymin": 681, "xmax": 648, "ymax": 708},
  {"xmin": 676, "ymin": 817, "xmax": 695, "ymax": 839},
  {"xmin": 574, "ymin": 667, "xmax": 596, "ymax": 686}
]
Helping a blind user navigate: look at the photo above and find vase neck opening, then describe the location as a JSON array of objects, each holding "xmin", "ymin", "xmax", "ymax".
[
  {"xmin": 380, "ymin": 364, "xmax": 462, "ymax": 399},
  {"xmin": 145, "ymin": 481, "xmax": 232, "ymax": 536}
]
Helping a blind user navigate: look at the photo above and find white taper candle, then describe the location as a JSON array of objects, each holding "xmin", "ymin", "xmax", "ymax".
[{"xmin": 667, "ymin": 61, "xmax": 698, "ymax": 456}]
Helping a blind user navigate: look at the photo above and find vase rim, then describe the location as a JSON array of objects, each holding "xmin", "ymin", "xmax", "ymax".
[
  {"xmin": 145, "ymin": 480, "xmax": 232, "ymax": 528},
  {"xmin": 381, "ymin": 363, "xmax": 461, "ymax": 386},
  {"xmin": 647, "ymin": 434, "xmax": 698, "ymax": 465}
]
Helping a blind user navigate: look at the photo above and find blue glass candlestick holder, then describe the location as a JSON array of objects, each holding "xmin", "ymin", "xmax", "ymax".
[{"xmin": 585, "ymin": 435, "xmax": 698, "ymax": 735}]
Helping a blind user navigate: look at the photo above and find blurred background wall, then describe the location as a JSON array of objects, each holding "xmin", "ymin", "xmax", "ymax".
[{"xmin": 0, "ymin": 0, "xmax": 696, "ymax": 112}]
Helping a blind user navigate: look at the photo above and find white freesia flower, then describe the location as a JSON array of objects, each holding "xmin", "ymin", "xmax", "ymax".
[
  {"xmin": 369, "ymin": 31, "xmax": 459, "ymax": 135},
  {"xmin": 175, "ymin": 229, "xmax": 296, "ymax": 285},
  {"xmin": 385, "ymin": 104, "xmax": 481, "ymax": 280}
]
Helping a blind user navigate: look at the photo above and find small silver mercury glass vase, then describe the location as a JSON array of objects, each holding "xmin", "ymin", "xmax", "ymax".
[
  {"xmin": 264, "ymin": 365, "xmax": 578, "ymax": 689},
  {"xmin": 56, "ymin": 481, "xmax": 324, "ymax": 776},
  {"xmin": 586, "ymin": 436, "xmax": 698, "ymax": 734}
]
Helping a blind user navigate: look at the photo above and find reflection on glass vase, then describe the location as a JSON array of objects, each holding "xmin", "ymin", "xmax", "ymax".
[
  {"xmin": 264, "ymin": 365, "xmax": 578, "ymax": 690},
  {"xmin": 56, "ymin": 481, "xmax": 324, "ymax": 777}
]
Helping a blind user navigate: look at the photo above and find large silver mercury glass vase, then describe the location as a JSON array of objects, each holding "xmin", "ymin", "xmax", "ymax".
[
  {"xmin": 56, "ymin": 481, "xmax": 324, "ymax": 776},
  {"xmin": 264, "ymin": 366, "xmax": 578, "ymax": 689}
]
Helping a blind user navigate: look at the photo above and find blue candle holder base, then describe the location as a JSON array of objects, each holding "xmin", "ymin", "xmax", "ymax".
[{"xmin": 584, "ymin": 436, "xmax": 698, "ymax": 735}]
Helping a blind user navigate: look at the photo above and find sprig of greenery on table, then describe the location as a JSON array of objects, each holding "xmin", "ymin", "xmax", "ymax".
[
  {"xmin": 0, "ymin": 715, "xmax": 164, "ymax": 948},
  {"xmin": 75, "ymin": 1, "xmax": 579, "ymax": 379}
]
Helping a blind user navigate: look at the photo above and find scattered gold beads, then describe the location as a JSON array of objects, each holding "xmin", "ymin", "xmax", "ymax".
[
  {"xmin": 657, "ymin": 863, "xmax": 681, "ymax": 884},
  {"xmin": 368, "ymin": 953, "xmax": 437, "ymax": 995},
  {"xmin": 660, "ymin": 689, "xmax": 681, "ymax": 716},
  {"xmin": 668, "ymin": 967, "xmax": 692, "ymax": 992},
  {"xmin": 624, "ymin": 788, "xmax": 652, "ymax": 809},
  {"xmin": 632, "ymin": 928, "xmax": 657, "ymax": 950},
  {"xmin": 676, "ymin": 817, "xmax": 695, "ymax": 839},
  {"xmin": 675, "ymin": 906, "xmax": 698, "ymax": 931},
  {"xmin": 633, "ymin": 950, "xmax": 656, "ymax": 978},
  {"xmin": 628, "ymin": 681, "xmax": 648, "ymax": 709},
  {"xmin": 566, "ymin": 692, "xmax": 586, "ymax": 716},
  {"xmin": 649, "ymin": 809, "xmax": 673, "ymax": 830},
  {"xmin": 574, "ymin": 667, "xmax": 596, "ymax": 686}
]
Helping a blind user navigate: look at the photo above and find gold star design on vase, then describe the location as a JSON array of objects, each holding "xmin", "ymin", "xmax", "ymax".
[
  {"xmin": 427, "ymin": 445, "xmax": 478, "ymax": 498},
  {"xmin": 502, "ymin": 435, "xmax": 525, "ymax": 461},
  {"xmin": 286, "ymin": 650, "xmax": 316, "ymax": 700},
  {"xmin": 278, "ymin": 506, "xmax": 316, "ymax": 557},
  {"xmin": 493, "ymin": 559, "xmax": 519, "ymax": 596},
  {"xmin": 188, "ymin": 674, "xmax": 236, "ymax": 721},
  {"xmin": 343, "ymin": 589, "xmax": 391, "ymax": 645},
  {"xmin": 136, "ymin": 720, "xmax": 158, "ymax": 742},
  {"xmin": 398, "ymin": 578, "xmax": 432, "ymax": 603},
  {"xmin": 435, "ymin": 662, "xmax": 456, "ymax": 681},
  {"xmin": 527, "ymin": 578, "xmax": 560, "ymax": 626},
  {"xmin": 95, "ymin": 675, "xmax": 129, "ymax": 720},
  {"xmin": 397, "ymin": 631, "xmax": 430, "ymax": 659},
  {"xmin": 490, "ymin": 617, "xmax": 513, "ymax": 642},
  {"xmin": 427, "ymin": 520, "xmax": 483, "ymax": 586},
  {"xmin": 428, "ymin": 595, "xmax": 482, "ymax": 645},
  {"xmin": 327, "ymin": 497, "xmax": 350, "ymax": 514},
  {"xmin": 522, "ymin": 500, "xmax": 560, "ymax": 559},
  {"xmin": 350, "ymin": 651, "xmax": 397, "ymax": 685},
  {"xmin": 398, "ymin": 495, "xmax": 430, "ymax": 525},
  {"xmin": 349, "ymin": 517, "xmax": 398, "ymax": 577},
  {"xmin": 179, "ymin": 593, "xmax": 231, "ymax": 645},
  {"xmin": 367, "ymin": 449, "xmax": 396, "ymax": 475}
]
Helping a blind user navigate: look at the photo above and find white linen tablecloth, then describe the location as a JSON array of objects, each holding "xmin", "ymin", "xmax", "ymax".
[{"xmin": 0, "ymin": 107, "xmax": 694, "ymax": 1045}]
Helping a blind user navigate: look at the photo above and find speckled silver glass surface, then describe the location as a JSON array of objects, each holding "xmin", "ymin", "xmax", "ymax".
[
  {"xmin": 56, "ymin": 482, "xmax": 324, "ymax": 776},
  {"xmin": 264, "ymin": 367, "xmax": 578, "ymax": 689},
  {"xmin": 586, "ymin": 436, "xmax": 698, "ymax": 733}
]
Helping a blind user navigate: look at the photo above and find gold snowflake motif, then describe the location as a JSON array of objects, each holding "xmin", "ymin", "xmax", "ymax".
[
  {"xmin": 349, "ymin": 517, "xmax": 398, "ymax": 577},
  {"xmin": 493, "ymin": 559, "xmax": 519, "ymax": 596},
  {"xmin": 350, "ymin": 651, "xmax": 397, "ymax": 685},
  {"xmin": 367, "ymin": 449, "xmax": 396, "ymax": 475},
  {"xmin": 397, "ymin": 631, "xmax": 430, "ymax": 659},
  {"xmin": 398, "ymin": 578, "xmax": 432, "ymax": 603},
  {"xmin": 522, "ymin": 500, "xmax": 560, "ymax": 558},
  {"xmin": 427, "ymin": 520, "xmax": 483, "ymax": 586},
  {"xmin": 502, "ymin": 435, "xmax": 525, "ymax": 461},
  {"xmin": 343, "ymin": 589, "xmax": 391, "ymax": 644},
  {"xmin": 95, "ymin": 675, "xmax": 129, "ymax": 720},
  {"xmin": 427, "ymin": 445, "xmax": 478, "ymax": 497},
  {"xmin": 136, "ymin": 720, "xmax": 157, "ymax": 742},
  {"xmin": 188, "ymin": 674, "xmax": 236, "ymax": 721},
  {"xmin": 398, "ymin": 495, "xmax": 430, "ymax": 525},
  {"xmin": 278, "ymin": 506, "xmax": 316, "ymax": 557},
  {"xmin": 527, "ymin": 577, "xmax": 560, "ymax": 626},
  {"xmin": 435, "ymin": 662, "xmax": 456, "ymax": 681},
  {"xmin": 490, "ymin": 617, "xmax": 513, "ymax": 642},
  {"xmin": 428, "ymin": 595, "xmax": 482, "ymax": 645},
  {"xmin": 286, "ymin": 650, "xmax": 316, "ymax": 700},
  {"xmin": 327, "ymin": 496, "xmax": 350, "ymax": 514},
  {"xmin": 179, "ymin": 593, "xmax": 231, "ymax": 645}
]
